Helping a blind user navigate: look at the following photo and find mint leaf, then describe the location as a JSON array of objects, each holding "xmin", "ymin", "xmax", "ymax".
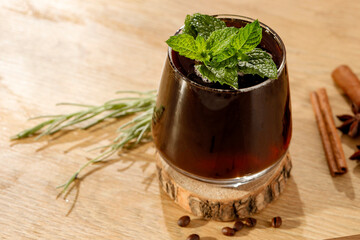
[
  {"xmin": 184, "ymin": 13, "xmax": 226, "ymax": 40},
  {"xmin": 166, "ymin": 34, "xmax": 208, "ymax": 62},
  {"xmin": 195, "ymin": 64, "xmax": 238, "ymax": 89},
  {"xmin": 195, "ymin": 35, "xmax": 206, "ymax": 52},
  {"xmin": 208, "ymin": 55, "xmax": 238, "ymax": 68},
  {"xmin": 238, "ymin": 48, "xmax": 277, "ymax": 79},
  {"xmin": 232, "ymin": 20, "xmax": 262, "ymax": 53},
  {"xmin": 206, "ymin": 27, "xmax": 239, "ymax": 63},
  {"xmin": 206, "ymin": 27, "xmax": 238, "ymax": 54},
  {"xmin": 183, "ymin": 14, "xmax": 197, "ymax": 38},
  {"xmin": 195, "ymin": 35, "xmax": 210, "ymax": 62},
  {"xmin": 166, "ymin": 34, "xmax": 197, "ymax": 59}
]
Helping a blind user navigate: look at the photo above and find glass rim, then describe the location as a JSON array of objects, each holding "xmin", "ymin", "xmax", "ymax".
[{"xmin": 167, "ymin": 14, "xmax": 287, "ymax": 94}]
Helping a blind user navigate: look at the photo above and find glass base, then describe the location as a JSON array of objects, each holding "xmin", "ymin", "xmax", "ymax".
[{"xmin": 160, "ymin": 152, "xmax": 287, "ymax": 188}]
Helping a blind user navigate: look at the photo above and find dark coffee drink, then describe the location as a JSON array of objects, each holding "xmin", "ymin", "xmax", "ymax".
[{"xmin": 152, "ymin": 15, "xmax": 291, "ymax": 181}]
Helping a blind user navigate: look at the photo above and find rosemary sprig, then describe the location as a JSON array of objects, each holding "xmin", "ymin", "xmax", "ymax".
[
  {"xmin": 12, "ymin": 90, "xmax": 157, "ymax": 194},
  {"xmin": 11, "ymin": 90, "xmax": 156, "ymax": 140}
]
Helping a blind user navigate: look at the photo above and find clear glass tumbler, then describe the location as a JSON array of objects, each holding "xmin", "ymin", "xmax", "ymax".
[{"xmin": 152, "ymin": 15, "xmax": 291, "ymax": 186}]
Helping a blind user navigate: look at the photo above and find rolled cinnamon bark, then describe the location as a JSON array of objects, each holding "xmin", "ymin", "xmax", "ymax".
[
  {"xmin": 310, "ymin": 88, "xmax": 348, "ymax": 176},
  {"xmin": 310, "ymin": 92, "xmax": 339, "ymax": 176},
  {"xmin": 332, "ymin": 65, "xmax": 360, "ymax": 107},
  {"xmin": 316, "ymin": 88, "xmax": 348, "ymax": 173}
]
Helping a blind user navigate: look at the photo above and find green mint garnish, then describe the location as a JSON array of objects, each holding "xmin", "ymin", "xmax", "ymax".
[
  {"xmin": 166, "ymin": 34, "xmax": 209, "ymax": 62},
  {"xmin": 195, "ymin": 64, "xmax": 238, "ymax": 89},
  {"xmin": 205, "ymin": 27, "xmax": 239, "ymax": 64},
  {"xmin": 232, "ymin": 19, "xmax": 262, "ymax": 53},
  {"xmin": 166, "ymin": 13, "xmax": 278, "ymax": 89},
  {"xmin": 183, "ymin": 13, "xmax": 227, "ymax": 40},
  {"xmin": 238, "ymin": 48, "xmax": 277, "ymax": 79}
]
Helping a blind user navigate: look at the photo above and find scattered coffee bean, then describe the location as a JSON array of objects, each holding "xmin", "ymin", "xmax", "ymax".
[
  {"xmin": 244, "ymin": 217, "xmax": 257, "ymax": 227},
  {"xmin": 233, "ymin": 220, "xmax": 244, "ymax": 231},
  {"xmin": 271, "ymin": 216, "xmax": 282, "ymax": 228},
  {"xmin": 186, "ymin": 234, "xmax": 200, "ymax": 240},
  {"xmin": 177, "ymin": 215, "xmax": 191, "ymax": 227},
  {"xmin": 222, "ymin": 226, "xmax": 236, "ymax": 236}
]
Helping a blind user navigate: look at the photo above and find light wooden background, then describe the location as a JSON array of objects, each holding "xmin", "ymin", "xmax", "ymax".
[{"xmin": 1, "ymin": 0, "xmax": 360, "ymax": 239}]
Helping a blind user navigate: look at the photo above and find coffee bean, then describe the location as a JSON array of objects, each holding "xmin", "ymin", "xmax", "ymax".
[
  {"xmin": 271, "ymin": 216, "xmax": 282, "ymax": 228},
  {"xmin": 177, "ymin": 215, "xmax": 191, "ymax": 227},
  {"xmin": 186, "ymin": 234, "xmax": 200, "ymax": 240},
  {"xmin": 222, "ymin": 226, "xmax": 235, "ymax": 236},
  {"xmin": 233, "ymin": 220, "xmax": 244, "ymax": 231},
  {"xmin": 244, "ymin": 217, "xmax": 257, "ymax": 227}
]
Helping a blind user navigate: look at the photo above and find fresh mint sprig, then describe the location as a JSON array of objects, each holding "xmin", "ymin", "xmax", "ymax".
[{"xmin": 166, "ymin": 13, "xmax": 278, "ymax": 89}]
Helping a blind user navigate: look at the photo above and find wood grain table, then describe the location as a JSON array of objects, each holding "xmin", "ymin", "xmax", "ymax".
[{"xmin": 1, "ymin": 0, "xmax": 360, "ymax": 239}]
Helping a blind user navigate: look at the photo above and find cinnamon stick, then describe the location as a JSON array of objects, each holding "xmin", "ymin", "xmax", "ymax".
[
  {"xmin": 310, "ymin": 92, "xmax": 339, "ymax": 176},
  {"xmin": 310, "ymin": 88, "xmax": 348, "ymax": 176},
  {"xmin": 316, "ymin": 89, "xmax": 348, "ymax": 173},
  {"xmin": 332, "ymin": 65, "xmax": 360, "ymax": 108}
]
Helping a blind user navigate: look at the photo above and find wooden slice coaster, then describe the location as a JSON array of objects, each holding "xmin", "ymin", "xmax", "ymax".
[{"xmin": 156, "ymin": 152, "xmax": 292, "ymax": 221}]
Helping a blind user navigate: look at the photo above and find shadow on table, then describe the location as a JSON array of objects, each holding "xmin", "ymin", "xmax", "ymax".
[
  {"xmin": 339, "ymin": 133, "xmax": 359, "ymax": 151},
  {"xmin": 57, "ymin": 147, "xmax": 156, "ymax": 216},
  {"xmin": 331, "ymin": 171, "xmax": 355, "ymax": 200},
  {"xmin": 58, "ymin": 157, "xmax": 124, "ymax": 216},
  {"xmin": 159, "ymin": 184, "xmax": 212, "ymax": 240},
  {"xmin": 11, "ymin": 118, "xmax": 158, "ymax": 216},
  {"xmin": 353, "ymin": 164, "xmax": 360, "ymax": 178},
  {"xmin": 332, "ymin": 134, "xmax": 357, "ymax": 199},
  {"xmin": 256, "ymin": 177, "xmax": 304, "ymax": 230}
]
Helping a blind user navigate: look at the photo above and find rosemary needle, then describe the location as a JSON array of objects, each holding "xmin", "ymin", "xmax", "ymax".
[{"xmin": 12, "ymin": 90, "xmax": 157, "ymax": 194}]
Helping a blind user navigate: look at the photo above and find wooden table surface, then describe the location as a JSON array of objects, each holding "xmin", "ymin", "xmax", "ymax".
[{"xmin": 1, "ymin": 0, "xmax": 360, "ymax": 239}]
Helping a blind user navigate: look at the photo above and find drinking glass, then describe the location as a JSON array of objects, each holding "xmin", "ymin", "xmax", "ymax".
[{"xmin": 152, "ymin": 15, "xmax": 291, "ymax": 186}]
